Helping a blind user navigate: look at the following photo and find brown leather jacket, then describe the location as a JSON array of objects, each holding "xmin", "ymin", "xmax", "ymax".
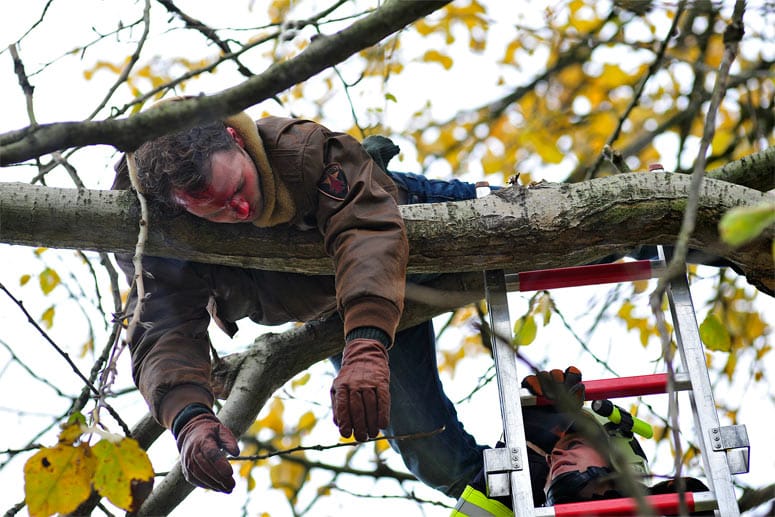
[{"xmin": 116, "ymin": 117, "xmax": 408, "ymax": 428}]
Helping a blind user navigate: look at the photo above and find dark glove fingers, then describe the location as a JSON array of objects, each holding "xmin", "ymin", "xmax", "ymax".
[
  {"xmin": 360, "ymin": 388, "xmax": 380, "ymax": 439},
  {"xmin": 332, "ymin": 387, "xmax": 354, "ymax": 438},
  {"xmin": 183, "ymin": 446, "xmax": 225, "ymax": 492},
  {"xmin": 548, "ymin": 369, "xmax": 565, "ymax": 383},
  {"xmin": 202, "ymin": 445, "xmax": 236, "ymax": 492},
  {"xmin": 522, "ymin": 375, "xmax": 543, "ymax": 396},
  {"xmin": 349, "ymin": 390, "xmax": 369, "ymax": 442},
  {"xmin": 536, "ymin": 370, "xmax": 556, "ymax": 397},
  {"xmin": 217, "ymin": 426, "xmax": 240, "ymax": 457},
  {"xmin": 563, "ymin": 366, "xmax": 582, "ymax": 387},
  {"xmin": 376, "ymin": 384, "xmax": 390, "ymax": 431},
  {"xmin": 191, "ymin": 446, "xmax": 234, "ymax": 493}
]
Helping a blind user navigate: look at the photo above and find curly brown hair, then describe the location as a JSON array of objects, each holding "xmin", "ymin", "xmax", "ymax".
[{"xmin": 114, "ymin": 121, "xmax": 238, "ymax": 215}]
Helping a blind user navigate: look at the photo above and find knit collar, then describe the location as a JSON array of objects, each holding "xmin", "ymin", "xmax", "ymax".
[{"xmin": 223, "ymin": 111, "xmax": 296, "ymax": 227}]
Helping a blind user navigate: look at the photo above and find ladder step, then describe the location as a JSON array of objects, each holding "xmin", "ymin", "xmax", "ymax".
[
  {"xmin": 506, "ymin": 260, "xmax": 663, "ymax": 292},
  {"xmin": 520, "ymin": 373, "xmax": 692, "ymax": 406},
  {"xmin": 533, "ymin": 491, "xmax": 717, "ymax": 516}
]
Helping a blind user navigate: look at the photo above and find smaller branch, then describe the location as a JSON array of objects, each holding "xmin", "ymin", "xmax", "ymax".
[
  {"xmin": 232, "ymin": 426, "xmax": 445, "ymax": 462},
  {"xmin": 156, "ymin": 0, "xmax": 255, "ymax": 77},
  {"xmin": 124, "ymin": 152, "xmax": 149, "ymax": 345},
  {"xmin": 0, "ymin": 282, "xmax": 131, "ymax": 436},
  {"xmin": 0, "ymin": 338, "xmax": 70, "ymax": 398},
  {"xmin": 8, "ymin": 44, "xmax": 37, "ymax": 127},
  {"xmin": 586, "ymin": 0, "xmax": 685, "ymax": 179},
  {"xmin": 0, "ymin": 444, "xmax": 43, "ymax": 455},
  {"xmin": 649, "ymin": 6, "xmax": 746, "ymax": 513},
  {"xmin": 85, "ymin": 0, "xmax": 152, "ymax": 121}
]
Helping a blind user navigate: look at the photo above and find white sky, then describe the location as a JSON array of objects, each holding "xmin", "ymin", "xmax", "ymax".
[{"xmin": 0, "ymin": 1, "xmax": 773, "ymax": 516}]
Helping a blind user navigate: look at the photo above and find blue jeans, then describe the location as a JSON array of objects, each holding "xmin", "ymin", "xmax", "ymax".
[{"xmin": 332, "ymin": 171, "xmax": 488, "ymax": 498}]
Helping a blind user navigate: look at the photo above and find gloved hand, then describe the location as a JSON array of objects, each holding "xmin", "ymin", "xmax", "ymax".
[
  {"xmin": 521, "ymin": 366, "xmax": 585, "ymax": 407},
  {"xmin": 330, "ymin": 338, "xmax": 390, "ymax": 441},
  {"xmin": 175, "ymin": 412, "xmax": 240, "ymax": 493}
]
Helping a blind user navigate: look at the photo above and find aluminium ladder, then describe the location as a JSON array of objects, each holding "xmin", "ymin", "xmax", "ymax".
[{"xmin": 481, "ymin": 247, "xmax": 750, "ymax": 516}]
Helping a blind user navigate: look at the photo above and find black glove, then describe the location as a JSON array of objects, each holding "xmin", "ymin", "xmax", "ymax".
[{"xmin": 522, "ymin": 366, "xmax": 585, "ymax": 407}]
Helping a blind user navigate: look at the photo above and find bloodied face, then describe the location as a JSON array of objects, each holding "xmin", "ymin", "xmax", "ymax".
[{"xmin": 173, "ymin": 131, "xmax": 262, "ymax": 223}]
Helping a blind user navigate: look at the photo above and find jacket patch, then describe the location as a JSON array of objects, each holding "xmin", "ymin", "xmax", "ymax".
[{"xmin": 318, "ymin": 163, "xmax": 349, "ymax": 200}]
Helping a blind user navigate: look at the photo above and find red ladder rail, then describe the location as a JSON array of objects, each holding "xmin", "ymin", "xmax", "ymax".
[
  {"xmin": 506, "ymin": 260, "xmax": 663, "ymax": 292},
  {"xmin": 533, "ymin": 492, "xmax": 717, "ymax": 516},
  {"xmin": 520, "ymin": 372, "xmax": 693, "ymax": 406}
]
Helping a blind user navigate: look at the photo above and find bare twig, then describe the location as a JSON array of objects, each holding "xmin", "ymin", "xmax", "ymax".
[
  {"xmin": 586, "ymin": 1, "xmax": 686, "ymax": 179},
  {"xmin": 0, "ymin": 282, "xmax": 131, "ymax": 436},
  {"xmin": 7, "ymin": 44, "xmax": 37, "ymax": 127},
  {"xmin": 233, "ymin": 426, "xmax": 445, "ymax": 462},
  {"xmin": 649, "ymin": 3, "xmax": 747, "ymax": 513},
  {"xmin": 86, "ymin": 0, "xmax": 152, "ymax": 121},
  {"xmin": 124, "ymin": 152, "xmax": 149, "ymax": 344}
]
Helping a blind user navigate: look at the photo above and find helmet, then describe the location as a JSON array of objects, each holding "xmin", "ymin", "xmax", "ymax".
[{"xmin": 543, "ymin": 405, "xmax": 650, "ymax": 505}]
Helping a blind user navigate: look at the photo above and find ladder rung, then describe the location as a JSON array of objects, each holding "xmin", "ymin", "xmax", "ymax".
[
  {"xmin": 520, "ymin": 373, "xmax": 692, "ymax": 406},
  {"xmin": 506, "ymin": 260, "xmax": 664, "ymax": 292},
  {"xmin": 533, "ymin": 491, "xmax": 717, "ymax": 516}
]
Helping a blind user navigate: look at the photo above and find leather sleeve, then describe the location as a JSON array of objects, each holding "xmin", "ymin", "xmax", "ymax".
[
  {"xmin": 312, "ymin": 126, "xmax": 408, "ymax": 343},
  {"xmin": 116, "ymin": 253, "xmax": 215, "ymax": 428}
]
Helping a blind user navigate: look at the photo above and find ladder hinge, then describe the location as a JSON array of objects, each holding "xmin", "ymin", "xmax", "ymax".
[
  {"xmin": 483, "ymin": 447, "xmax": 522, "ymax": 498},
  {"xmin": 710, "ymin": 424, "xmax": 750, "ymax": 474}
]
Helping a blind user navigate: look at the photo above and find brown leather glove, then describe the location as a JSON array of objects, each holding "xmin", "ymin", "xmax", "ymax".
[
  {"xmin": 521, "ymin": 366, "xmax": 585, "ymax": 407},
  {"xmin": 330, "ymin": 338, "xmax": 390, "ymax": 441},
  {"xmin": 175, "ymin": 412, "xmax": 240, "ymax": 493}
]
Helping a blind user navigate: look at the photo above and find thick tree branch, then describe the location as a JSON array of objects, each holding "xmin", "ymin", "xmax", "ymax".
[
  {"xmin": 2, "ymin": 172, "xmax": 772, "ymax": 294},
  {"xmin": 0, "ymin": 0, "xmax": 452, "ymax": 165}
]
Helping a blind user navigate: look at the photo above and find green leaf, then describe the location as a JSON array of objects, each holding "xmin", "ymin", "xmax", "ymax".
[
  {"xmin": 24, "ymin": 444, "xmax": 96, "ymax": 517},
  {"xmin": 385, "ymin": 92, "xmax": 397, "ymax": 103},
  {"xmin": 719, "ymin": 202, "xmax": 775, "ymax": 247},
  {"xmin": 58, "ymin": 413, "xmax": 87, "ymax": 445},
  {"xmin": 513, "ymin": 315, "xmax": 537, "ymax": 346},
  {"xmin": 92, "ymin": 438, "xmax": 154, "ymax": 512},
  {"xmin": 699, "ymin": 313, "xmax": 732, "ymax": 352}
]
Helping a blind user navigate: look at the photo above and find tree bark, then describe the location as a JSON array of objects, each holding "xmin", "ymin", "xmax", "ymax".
[{"xmin": 2, "ymin": 172, "xmax": 772, "ymax": 293}]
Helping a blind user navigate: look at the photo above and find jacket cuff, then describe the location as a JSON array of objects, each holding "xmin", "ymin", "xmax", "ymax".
[
  {"xmin": 346, "ymin": 327, "xmax": 391, "ymax": 348},
  {"xmin": 158, "ymin": 383, "xmax": 214, "ymax": 429},
  {"xmin": 342, "ymin": 296, "xmax": 400, "ymax": 345}
]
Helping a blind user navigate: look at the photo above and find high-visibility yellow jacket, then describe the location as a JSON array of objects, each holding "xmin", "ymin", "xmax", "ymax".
[{"xmin": 451, "ymin": 485, "xmax": 513, "ymax": 517}]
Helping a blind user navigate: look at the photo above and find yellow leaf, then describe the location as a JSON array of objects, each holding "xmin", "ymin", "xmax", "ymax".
[
  {"xmin": 40, "ymin": 306, "xmax": 55, "ymax": 329},
  {"xmin": 92, "ymin": 438, "xmax": 154, "ymax": 512},
  {"xmin": 39, "ymin": 268, "xmax": 61, "ymax": 295},
  {"xmin": 374, "ymin": 438, "xmax": 390, "ymax": 456},
  {"xmin": 296, "ymin": 411, "xmax": 316, "ymax": 434},
  {"xmin": 513, "ymin": 315, "xmax": 537, "ymax": 346},
  {"xmin": 535, "ymin": 293, "xmax": 554, "ymax": 326},
  {"xmin": 699, "ymin": 313, "xmax": 732, "ymax": 352},
  {"xmin": 291, "ymin": 372, "xmax": 310, "ymax": 389},
  {"xmin": 24, "ymin": 443, "xmax": 96, "ymax": 517},
  {"xmin": 270, "ymin": 459, "xmax": 307, "ymax": 501},
  {"xmin": 20, "ymin": 274, "xmax": 31, "ymax": 286},
  {"xmin": 58, "ymin": 413, "xmax": 86, "ymax": 445},
  {"xmin": 632, "ymin": 279, "xmax": 649, "ymax": 294},
  {"xmin": 79, "ymin": 339, "xmax": 94, "ymax": 358},
  {"xmin": 34, "ymin": 247, "xmax": 48, "ymax": 256},
  {"xmin": 422, "ymin": 50, "xmax": 454, "ymax": 70},
  {"xmin": 253, "ymin": 398, "xmax": 285, "ymax": 435}
]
